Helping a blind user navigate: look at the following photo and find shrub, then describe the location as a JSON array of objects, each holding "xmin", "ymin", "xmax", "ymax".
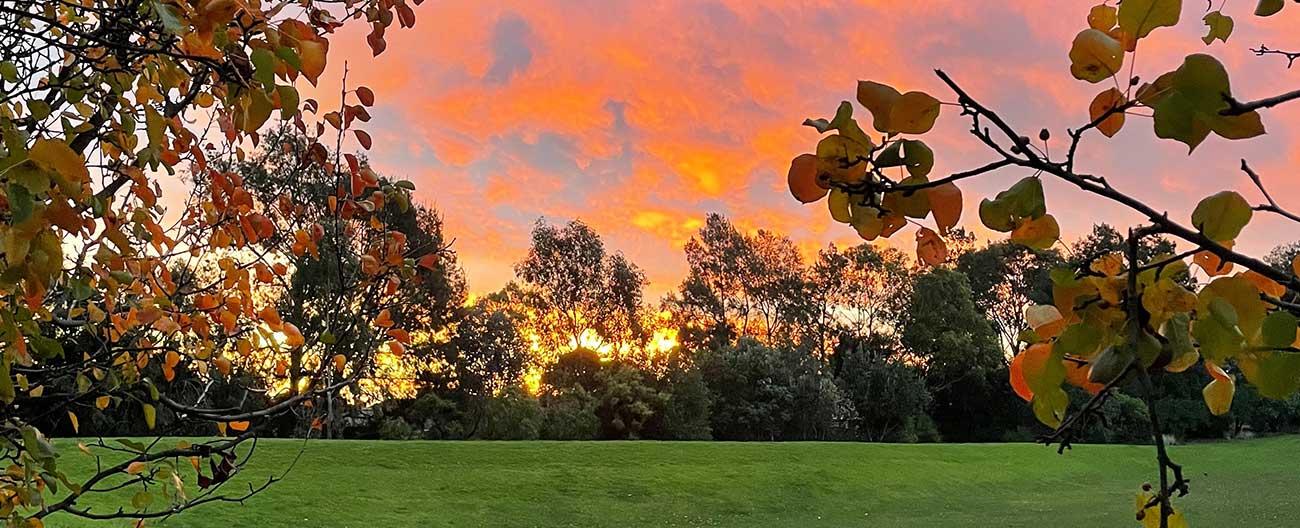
[
  {"xmin": 378, "ymin": 417, "xmax": 416, "ymax": 440},
  {"xmin": 540, "ymin": 389, "xmax": 600, "ymax": 440},
  {"xmin": 478, "ymin": 385, "xmax": 543, "ymax": 440}
]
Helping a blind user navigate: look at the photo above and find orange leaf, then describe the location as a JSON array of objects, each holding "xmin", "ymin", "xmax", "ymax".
[
  {"xmin": 1009, "ymin": 351, "xmax": 1033, "ymax": 401},
  {"xmin": 915, "ymin": 227, "xmax": 947, "ymax": 266},
  {"xmin": 1088, "ymin": 87, "xmax": 1126, "ymax": 138},
  {"xmin": 928, "ymin": 182, "xmax": 962, "ymax": 235},
  {"xmin": 282, "ymin": 322, "xmax": 305, "ymax": 348},
  {"xmin": 1240, "ymin": 270, "xmax": 1286, "ymax": 298},
  {"xmin": 787, "ymin": 153, "xmax": 828, "ymax": 204},
  {"xmin": 387, "ymin": 328, "xmax": 412, "ymax": 344},
  {"xmin": 374, "ymin": 309, "xmax": 394, "ymax": 328},
  {"xmin": 1065, "ymin": 360, "xmax": 1104, "ymax": 394},
  {"xmin": 333, "ymin": 354, "xmax": 346, "ymax": 373},
  {"xmin": 229, "ymin": 421, "xmax": 250, "ymax": 432},
  {"xmin": 1194, "ymin": 242, "xmax": 1234, "ymax": 276},
  {"xmin": 418, "ymin": 253, "xmax": 439, "ymax": 271}
]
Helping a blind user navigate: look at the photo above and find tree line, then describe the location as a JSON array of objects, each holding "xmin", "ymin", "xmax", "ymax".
[{"xmin": 49, "ymin": 129, "xmax": 1300, "ymax": 444}]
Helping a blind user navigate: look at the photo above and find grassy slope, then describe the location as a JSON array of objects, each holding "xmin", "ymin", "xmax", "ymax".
[{"xmin": 55, "ymin": 437, "xmax": 1300, "ymax": 527}]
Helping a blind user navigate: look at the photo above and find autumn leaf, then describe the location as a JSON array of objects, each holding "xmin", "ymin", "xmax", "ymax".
[
  {"xmin": 889, "ymin": 92, "xmax": 942, "ymax": 134},
  {"xmin": 1202, "ymin": 11, "xmax": 1234, "ymax": 45},
  {"xmin": 1069, "ymin": 29, "xmax": 1124, "ymax": 83},
  {"xmin": 1118, "ymin": 0, "xmax": 1182, "ymax": 39},
  {"xmin": 1089, "ymin": 88, "xmax": 1127, "ymax": 137},
  {"xmin": 356, "ymin": 86, "xmax": 375, "ymax": 106},
  {"xmin": 1191, "ymin": 191, "xmax": 1252, "ymax": 241},
  {"xmin": 915, "ymin": 227, "xmax": 947, "ymax": 266},
  {"xmin": 1203, "ymin": 362, "xmax": 1235, "ymax": 415},
  {"xmin": 928, "ymin": 182, "xmax": 963, "ymax": 235},
  {"xmin": 787, "ymin": 153, "xmax": 828, "ymax": 203},
  {"xmin": 1088, "ymin": 4, "xmax": 1117, "ymax": 31},
  {"xmin": 856, "ymin": 81, "xmax": 902, "ymax": 133}
]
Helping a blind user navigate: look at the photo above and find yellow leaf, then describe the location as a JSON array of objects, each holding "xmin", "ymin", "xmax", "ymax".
[
  {"xmin": 1088, "ymin": 4, "xmax": 1117, "ymax": 30},
  {"xmin": 888, "ymin": 91, "xmax": 941, "ymax": 134},
  {"xmin": 1010, "ymin": 214, "xmax": 1060, "ymax": 250},
  {"xmin": 143, "ymin": 403, "xmax": 156, "ymax": 430},
  {"xmin": 96, "ymin": 395, "xmax": 111, "ymax": 409},
  {"xmin": 68, "ymin": 410, "xmax": 79, "ymax": 433},
  {"xmin": 1203, "ymin": 363, "xmax": 1235, "ymax": 416},
  {"xmin": 29, "ymin": 138, "xmax": 90, "ymax": 199},
  {"xmin": 1069, "ymin": 29, "xmax": 1123, "ymax": 83}
]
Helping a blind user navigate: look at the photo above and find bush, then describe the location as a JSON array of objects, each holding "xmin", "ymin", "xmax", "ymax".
[
  {"xmin": 1102, "ymin": 392, "xmax": 1152, "ymax": 444},
  {"xmin": 478, "ymin": 385, "xmax": 543, "ymax": 440},
  {"xmin": 655, "ymin": 361, "xmax": 713, "ymax": 440},
  {"xmin": 378, "ymin": 417, "xmax": 415, "ymax": 440},
  {"xmin": 540, "ymin": 389, "xmax": 600, "ymax": 440}
]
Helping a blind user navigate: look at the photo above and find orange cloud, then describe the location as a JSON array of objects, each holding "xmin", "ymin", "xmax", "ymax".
[{"xmin": 291, "ymin": 0, "xmax": 1300, "ymax": 297}]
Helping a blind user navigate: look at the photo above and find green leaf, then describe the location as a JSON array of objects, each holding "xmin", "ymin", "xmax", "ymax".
[
  {"xmin": 1118, "ymin": 0, "xmax": 1182, "ymax": 38},
  {"xmin": 276, "ymin": 85, "xmax": 299, "ymax": 120},
  {"xmin": 275, "ymin": 46, "xmax": 302, "ymax": 70},
  {"xmin": 149, "ymin": 0, "xmax": 186, "ymax": 33},
  {"xmin": 251, "ymin": 48, "xmax": 276, "ymax": 88},
  {"xmin": 1032, "ymin": 386, "xmax": 1069, "ymax": 428},
  {"xmin": 1255, "ymin": 0, "xmax": 1285, "ymax": 16},
  {"xmin": 874, "ymin": 139, "xmax": 934, "ymax": 177},
  {"xmin": 1057, "ymin": 322, "xmax": 1103, "ymax": 358},
  {"xmin": 132, "ymin": 490, "xmax": 154, "ymax": 509},
  {"xmin": 1261, "ymin": 311, "xmax": 1298, "ymax": 349},
  {"xmin": 7, "ymin": 183, "xmax": 33, "ymax": 224},
  {"xmin": 29, "ymin": 335, "xmax": 64, "ymax": 359},
  {"xmin": 1240, "ymin": 352, "xmax": 1300, "ymax": 398},
  {"xmin": 0, "ymin": 356, "xmax": 14, "ymax": 404},
  {"xmin": 1069, "ymin": 29, "xmax": 1124, "ymax": 83},
  {"xmin": 1152, "ymin": 54, "xmax": 1265, "ymax": 152},
  {"xmin": 0, "ymin": 61, "xmax": 17, "ymax": 82},
  {"xmin": 1191, "ymin": 190, "xmax": 1252, "ymax": 240},
  {"xmin": 1202, "ymin": 11, "xmax": 1234, "ymax": 45},
  {"xmin": 1194, "ymin": 298, "xmax": 1245, "ymax": 362},
  {"xmin": 143, "ymin": 403, "xmax": 157, "ymax": 430}
]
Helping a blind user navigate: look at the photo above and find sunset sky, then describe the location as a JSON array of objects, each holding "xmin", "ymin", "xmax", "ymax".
[{"xmin": 303, "ymin": 1, "xmax": 1300, "ymax": 298}]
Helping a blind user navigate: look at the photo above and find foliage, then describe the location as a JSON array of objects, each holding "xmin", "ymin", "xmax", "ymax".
[
  {"xmin": 477, "ymin": 385, "xmax": 543, "ymax": 441},
  {"xmin": 785, "ymin": 0, "xmax": 1300, "ymax": 522},
  {"xmin": 651, "ymin": 353, "xmax": 713, "ymax": 440},
  {"xmin": 668, "ymin": 214, "xmax": 817, "ymax": 349},
  {"xmin": 513, "ymin": 219, "xmax": 647, "ymax": 359},
  {"xmin": 785, "ymin": 1, "xmax": 1300, "ymax": 524},
  {"xmin": 0, "ymin": 0, "xmax": 425, "ymax": 523},
  {"xmin": 831, "ymin": 334, "xmax": 932, "ymax": 442}
]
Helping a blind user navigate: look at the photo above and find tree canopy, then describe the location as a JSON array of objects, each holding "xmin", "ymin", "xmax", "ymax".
[{"xmin": 786, "ymin": 1, "xmax": 1300, "ymax": 525}]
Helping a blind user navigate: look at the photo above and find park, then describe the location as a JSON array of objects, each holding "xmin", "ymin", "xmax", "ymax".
[{"xmin": 3, "ymin": 1, "xmax": 1300, "ymax": 527}]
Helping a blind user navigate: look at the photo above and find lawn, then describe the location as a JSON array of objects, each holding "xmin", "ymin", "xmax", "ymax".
[{"xmin": 52, "ymin": 436, "xmax": 1300, "ymax": 527}]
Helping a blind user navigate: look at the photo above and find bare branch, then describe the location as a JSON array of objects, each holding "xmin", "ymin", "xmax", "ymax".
[
  {"xmin": 1240, "ymin": 159, "xmax": 1300, "ymax": 224},
  {"xmin": 1222, "ymin": 88, "xmax": 1300, "ymax": 116}
]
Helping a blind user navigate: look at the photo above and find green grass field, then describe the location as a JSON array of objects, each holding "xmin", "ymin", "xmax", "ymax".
[{"xmin": 51, "ymin": 436, "xmax": 1300, "ymax": 527}]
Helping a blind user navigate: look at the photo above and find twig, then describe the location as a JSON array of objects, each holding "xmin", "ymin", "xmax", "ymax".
[{"xmin": 1240, "ymin": 159, "xmax": 1300, "ymax": 224}]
